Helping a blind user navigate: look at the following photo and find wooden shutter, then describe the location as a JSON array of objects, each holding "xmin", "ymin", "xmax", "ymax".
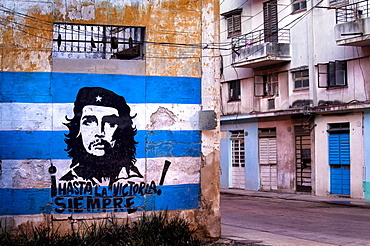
[
  {"xmin": 227, "ymin": 15, "xmax": 241, "ymax": 38},
  {"xmin": 259, "ymin": 138, "xmax": 277, "ymax": 190},
  {"xmin": 264, "ymin": 0, "xmax": 278, "ymax": 42},
  {"xmin": 259, "ymin": 138, "xmax": 277, "ymax": 165},
  {"xmin": 329, "ymin": 132, "xmax": 350, "ymax": 166}
]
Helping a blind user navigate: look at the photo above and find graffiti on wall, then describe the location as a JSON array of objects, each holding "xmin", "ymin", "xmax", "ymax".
[
  {"xmin": 0, "ymin": 72, "xmax": 201, "ymax": 216},
  {"xmin": 49, "ymin": 87, "xmax": 171, "ymax": 214}
]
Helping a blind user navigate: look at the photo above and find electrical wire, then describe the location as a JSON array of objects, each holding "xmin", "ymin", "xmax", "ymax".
[
  {"xmin": 0, "ymin": 6, "xmax": 233, "ymax": 48},
  {"xmin": 0, "ymin": 22, "xmax": 51, "ymax": 41}
]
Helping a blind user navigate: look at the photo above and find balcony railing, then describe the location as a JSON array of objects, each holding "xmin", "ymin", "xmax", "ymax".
[
  {"xmin": 231, "ymin": 28, "xmax": 290, "ymax": 50},
  {"xmin": 336, "ymin": 0, "xmax": 370, "ymax": 24}
]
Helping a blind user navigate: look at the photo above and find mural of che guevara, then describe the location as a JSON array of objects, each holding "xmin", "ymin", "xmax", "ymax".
[{"xmin": 60, "ymin": 87, "xmax": 143, "ymax": 186}]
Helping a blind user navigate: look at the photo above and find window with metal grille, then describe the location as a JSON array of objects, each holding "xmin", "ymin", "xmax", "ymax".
[
  {"xmin": 293, "ymin": 69, "xmax": 309, "ymax": 89},
  {"xmin": 222, "ymin": 9, "xmax": 242, "ymax": 38},
  {"xmin": 318, "ymin": 61, "xmax": 347, "ymax": 88},
  {"xmin": 231, "ymin": 131, "xmax": 245, "ymax": 168},
  {"xmin": 292, "ymin": 0, "xmax": 307, "ymax": 13},
  {"xmin": 229, "ymin": 80, "xmax": 241, "ymax": 101},
  {"xmin": 52, "ymin": 23, "xmax": 145, "ymax": 60},
  {"xmin": 254, "ymin": 74, "xmax": 279, "ymax": 97}
]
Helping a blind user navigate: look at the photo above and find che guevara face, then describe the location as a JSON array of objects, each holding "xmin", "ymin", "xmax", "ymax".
[{"xmin": 79, "ymin": 105, "xmax": 119, "ymax": 156}]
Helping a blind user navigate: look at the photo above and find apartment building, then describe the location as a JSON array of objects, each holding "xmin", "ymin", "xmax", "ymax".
[{"xmin": 220, "ymin": 0, "xmax": 370, "ymax": 199}]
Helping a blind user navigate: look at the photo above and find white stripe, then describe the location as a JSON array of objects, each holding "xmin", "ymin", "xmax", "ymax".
[
  {"xmin": 1, "ymin": 103, "xmax": 201, "ymax": 131},
  {"xmin": 1, "ymin": 157, "xmax": 200, "ymax": 188}
]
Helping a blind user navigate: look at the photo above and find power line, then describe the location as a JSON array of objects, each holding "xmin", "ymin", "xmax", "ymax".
[
  {"xmin": 0, "ymin": 22, "xmax": 51, "ymax": 41},
  {"xmin": 0, "ymin": 6, "xmax": 233, "ymax": 48}
]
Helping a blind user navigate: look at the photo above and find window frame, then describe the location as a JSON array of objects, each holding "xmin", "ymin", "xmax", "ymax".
[
  {"xmin": 227, "ymin": 15, "xmax": 242, "ymax": 38},
  {"xmin": 318, "ymin": 61, "xmax": 347, "ymax": 88},
  {"xmin": 228, "ymin": 79, "xmax": 241, "ymax": 102},
  {"xmin": 293, "ymin": 69, "xmax": 309, "ymax": 90},
  {"xmin": 254, "ymin": 73, "xmax": 279, "ymax": 97},
  {"xmin": 222, "ymin": 9, "xmax": 242, "ymax": 38},
  {"xmin": 292, "ymin": 0, "xmax": 307, "ymax": 13}
]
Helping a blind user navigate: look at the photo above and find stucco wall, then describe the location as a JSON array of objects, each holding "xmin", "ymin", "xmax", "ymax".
[{"xmin": 0, "ymin": 0, "xmax": 220, "ymax": 239}]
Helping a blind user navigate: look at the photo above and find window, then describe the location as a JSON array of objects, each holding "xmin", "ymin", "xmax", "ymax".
[
  {"xmin": 293, "ymin": 70, "xmax": 309, "ymax": 89},
  {"xmin": 329, "ymin": 0, "xmax": 349, "ymax": 8},
  {"xmin": 318, "ymin": 61, "xmax": 347, "ymax": 88},
  {"xmin": 254, "ymin": 74, "xmax": 278, "ymax": 97},
  {"xmin": 292, "ymin": 0, "xmax": 306, "ymax": 13},
  {"xmin": 231, "ymin": 131, "xmax": 245, "ymax": 168},
  {"xmin": 229, "ymin": 80, "xmax": 241, "ymax": 101},
  {"xmin": 264, "ymin": 0, "xmax": 278, "ymax": 43},
  {"xmin": 268, "ymin": 98, "xmax": 275, "ymax": 110},
  {"xmin": 227, "ymin": 15, "xmax": 241, "ymax": 38},
  {"xmin": 53, "ymin": 23, "xmax": 145, "ymax": 60},
  {"xmin": 222, "ymin": 9, "xmax": 242, "ymax": 38},
  {"xmin": 328, "ymin": 122, "xmax": 350, "ymax": 131}
]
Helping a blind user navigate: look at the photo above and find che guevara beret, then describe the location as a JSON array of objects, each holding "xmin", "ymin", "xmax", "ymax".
[{"xmin": 73, "ymin": 87, "xmax": 131, "ymax": 117}]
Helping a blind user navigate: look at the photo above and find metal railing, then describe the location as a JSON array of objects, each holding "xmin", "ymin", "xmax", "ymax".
[
  {"xmin": 336, "ymin": 0, "xmax": 370, "ymax": 24},
  {"xmin": 231, "ymin": 28, "xmax": 290, "ymax": 50}
]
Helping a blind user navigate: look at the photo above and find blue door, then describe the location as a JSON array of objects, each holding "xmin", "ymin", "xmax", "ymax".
[{"xmin": 329, "ymin": 132, "xmax": 350, "ymax": 195}]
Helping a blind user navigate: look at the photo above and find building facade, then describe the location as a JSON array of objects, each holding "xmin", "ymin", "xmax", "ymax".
[
  {"xmin": 220, "ymin": 0, "xmax": 370, "ymax": 199},
  {"xmin": 0, "ymin": 0, "xmax": 221, "ymax": 238}
]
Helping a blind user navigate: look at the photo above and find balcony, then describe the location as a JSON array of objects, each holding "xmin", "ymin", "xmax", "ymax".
[
  {"xmin": 231, "ymin": 29, "xmax": 291, "ymax": 68},
  {"xmin": 335, "ymin": 0, "xmax": 370, "ymax": 46}
]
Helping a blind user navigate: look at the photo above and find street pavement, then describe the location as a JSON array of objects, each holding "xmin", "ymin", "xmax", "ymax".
[{"xmin": 220, "ymin": 189, "xmax": 370, "ymax": 246}]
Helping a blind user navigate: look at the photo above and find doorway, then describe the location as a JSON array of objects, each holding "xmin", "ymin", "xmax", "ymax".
[{"xmin": 231, "ymin": 130, "xmax": 245, "ymax": 189}]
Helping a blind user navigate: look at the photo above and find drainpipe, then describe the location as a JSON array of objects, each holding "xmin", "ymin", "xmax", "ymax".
[
  {"xmin": 308, "ymin": 0, "xmax": 317, "ymax": 107},
  {"xmin": 307, "ymin": 0, "xmax": 317, "ymax": 195}
]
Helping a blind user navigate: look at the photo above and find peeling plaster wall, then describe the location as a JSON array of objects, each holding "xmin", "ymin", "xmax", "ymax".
[
  {"xmin": 0, "ymin": 0, "xmax": 220, "ymax": 239},
  {"xmin": 1, "ymin": 0, "xmax": 203, "ymax": 77}
]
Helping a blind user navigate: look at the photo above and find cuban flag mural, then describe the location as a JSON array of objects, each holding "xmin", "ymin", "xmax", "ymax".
[{"xmin": 0, "ymin": 71, "xmax": 201, "ymax": 215}]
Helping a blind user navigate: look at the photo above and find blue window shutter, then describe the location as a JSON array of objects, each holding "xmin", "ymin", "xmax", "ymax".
[{"xmin": 329, "ymin": 133, "xmax": 350, "ymax": 165}]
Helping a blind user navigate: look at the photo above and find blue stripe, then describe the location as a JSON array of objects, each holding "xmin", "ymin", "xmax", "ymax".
[
  {"xmin": 0, "ymin": 188, "xmax": 52, "ymax": 215},
  {"xmin": 0, "ymin": 184, "xmax": 200, "ymax": 215},
  {"xmin": 0, "ymin": 71, "xmax": 201, "ymax": 104},
  {"xmin": 0, "ymin": 130, "xmax": 201, "ymax": 159}
]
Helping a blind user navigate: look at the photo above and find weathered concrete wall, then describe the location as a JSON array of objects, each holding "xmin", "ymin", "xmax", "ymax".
[{"xmin": 0, "ymin": 0, "xmax": 220, "ymax": 239}]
